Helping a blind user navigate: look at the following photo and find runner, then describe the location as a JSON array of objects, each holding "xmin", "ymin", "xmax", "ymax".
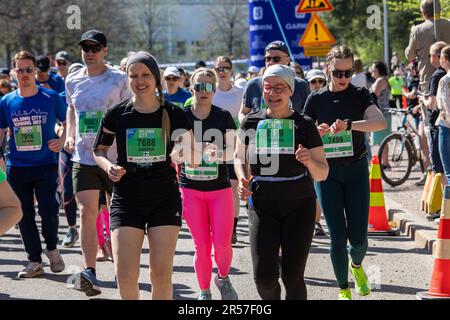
[
  {"xmin": 64, "ymin": 30, "xmax": 131, "ymax": 296},
  {"xmin": 303, "ymin": 46, "xmax": 387, "ymax": 300},
  {"xmin": 235, "ymin": 64, "xmax": 328, "ymax": 300},
  {"xmin": 0, "ymin": 50, "xmax": 67, "ymax": 278},
  {"xmin": 0, "ymin": 166, "xmax": 22, "ymax": 236},
  {"xmin": 212, "ymin": 56, "xmax": 243, "ymax": 244},
  {"xmin": 54, "ymin": 51, "xmax": 71, "ymax": 80},
  {"xmin": 93, "ymin": 51, "xmax": 195, "ymax": 300},
  {"xmin": 305, "ymin": 69, "xmax": 327, "ymax": 237},
  {"xmin": 180, "ymin": 67, "xmax": 238, "ymax": 300},
  {"xmin": 239, "ymin": 41, "xmax": 309, "ymax": 121},
  {"xmin": 35, "ymin": 55, "xmax": 65, "ymax": 93},
  {"xmin": 163, "ymin": 67, "xmax": 191, "ymax": 108}
]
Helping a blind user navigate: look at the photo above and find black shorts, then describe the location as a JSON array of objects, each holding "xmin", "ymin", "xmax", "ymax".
[
  {"xmin": 72, "ymin": 163, "xmax": 113, "ymax": 195},
  {"xmin": 226, "ymin": 163, "xmax": 237, "ymax": 180}
]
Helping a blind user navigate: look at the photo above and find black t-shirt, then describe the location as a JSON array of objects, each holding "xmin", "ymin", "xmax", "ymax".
[
  {"xmin": 179, "ymin": 105, "xmax": 236, "ymax": 192},
  {"xmin": 428, "ymin": 68, "xmax": 446, "ymax": 128},
  {"xmin": 303, "ymin": 84, "xmax": 374, "ymax": 165},
  {"xmin": 101, "ymin": 99, "xmax": 192, "ymax": 182},
  {"xmin": 240, "ymin": 109, "xmax": 322, "ymax": 200}
]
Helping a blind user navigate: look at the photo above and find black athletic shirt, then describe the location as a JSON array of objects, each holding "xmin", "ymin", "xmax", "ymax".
[
  {"xmin": 179, "ymin": 105, "xmax": 236, "ymax": 192},
  {"xmin": 101, "ymin": 99, "xmax": 192, "ymax": 178},
  {"xmin": 240, "ymin": 109, "xmax": 322, "ymax": 200},
  {"xmin": 303, "ymin": 84, "xmax": 374, "ymax": 165},
  {"xmin": 428, "ymin": 67, "xmax": 446, "ymax": 128}
]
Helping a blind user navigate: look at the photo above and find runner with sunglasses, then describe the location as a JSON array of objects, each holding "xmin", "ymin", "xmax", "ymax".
[
  {"xmin": 212, "ymin": 56, "xmax": 243, "ymax": 244},
  {"xmin": 239, "ymin": 41, "xmax": 309, "ymax": 122},
  {"xmin": 55, "ymin": 51, "xmax": 71, "ymax": 80},
  {"xmin": 303, "ymin": 46, "xmax": 387, "ymax": 300},
  {"xmin": 36, "ymin": 55, "xmax": 65, "ymax": 94},
  {"xmin": 65, "ymin": 30, "xmax": 131, "ymax": 297},
  {"xmin": 163, "ymin": 67, "xmax": 191, "ymax": 108},
  {"xmin": 180, "ymin": 67, "xmax": 238, "ymax": 300},
  {"xmin": 236, "ymin": 64, "xmax": 328, "ymax": 300}
]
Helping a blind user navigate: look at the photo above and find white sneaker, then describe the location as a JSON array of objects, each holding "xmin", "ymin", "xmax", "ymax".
[
  {"xmin": 17, "ymin": 262, "xmax": 44, "ymax": 278},
  {"xmin": 45, "ymin": 249, "xmax": 65, "ymax": 273}
]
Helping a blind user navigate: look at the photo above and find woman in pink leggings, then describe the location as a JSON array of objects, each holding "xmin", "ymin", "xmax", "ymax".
[{"xmin": 179, "ymin": 68, "xmax": 238, "ymax": 300}]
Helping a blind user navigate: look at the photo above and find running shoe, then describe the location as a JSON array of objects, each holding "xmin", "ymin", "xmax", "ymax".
[
  {"xmin": 231, "ymin": 231, "xmax": 237, "ymax": 244},
  {"xmin": 426, "ymin": 211, "xmax": 441, "ymax": 221},
  {"xmin": 96, "ymin": 246, "xmax": 109, "ymax": 262},
  {"xmin": 198, "ymin": 290, "xmax": 212, "ymax": 300},
  {"xmin": 314, "ymin": 222, "xmax": 326, "ymax": 236},
  {"xmin": 214, "ymin": 274, "xmax": 238, "ymax": 300},
  {"xmin": 339, "ymin": 289, "xmax": 352, "ymax": 300},
  {"xmin": 45, "ymin": 249, "xmax": 65, "ymax": 273},
  {"xmin": 74, "ymin": 269, "xmax": 102, "ymax": 297},
  {"xmin": 349, "ymin": 261, "xmax": 371, "ymax": 296},
  {"xmin": 17, "ymin": 262, "xmax": 44, "ymax": 278},
  {"xmin": 62, "ymin": 227, "xmax": 79, "ymax": 247},
  {"xmin": 415, "ymin": 174, "xmax": 427, "ymax": 186}
]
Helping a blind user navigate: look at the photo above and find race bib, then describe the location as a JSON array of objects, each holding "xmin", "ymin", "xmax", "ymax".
[
  {"xmin": 14, "ymin": 125, "xmax": 42, "ymax": 151},
  {"xmin": 126, "ymin": 128, "xmax": 166, "ymax": 163},
  {"xmin": 322, "ymin": 131, "xmax": 354, "ymax": 158},
  {"xmin": 256, "ymin": 119, "xmax": 295, "ymax": 154},
  {"xmin": 79, "ymin": 111, "xmax": 103, "ymax": 138},
  {"xmin": 185, "ymin": 159, "xmax": 219, "ymax": 181}
]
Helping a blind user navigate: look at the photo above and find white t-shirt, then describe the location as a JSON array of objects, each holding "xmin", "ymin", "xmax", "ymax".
[
  {"xmin": 212, "ymin": 85, "xmax": 243, "ymax": 127},
  {"xmin": 351, "ymin": 73, "xmax": 368, "ymax": 89},
  {"xmin": 65, "ymin": 66, "xmax": 131, "ymax": 165},
  {"xmin": 436, "ymin": 72, "xmax": 450, "ymax": 128}
]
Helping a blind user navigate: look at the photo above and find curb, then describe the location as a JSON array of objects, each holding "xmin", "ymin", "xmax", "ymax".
[{"xmin": 384, "ymin": 193, "xmax": 438, "ymax": 255}]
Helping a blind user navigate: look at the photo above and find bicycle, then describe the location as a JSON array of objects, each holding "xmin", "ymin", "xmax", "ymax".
[{"xmin": 378, "ymin": 108, "xmax": 425, "ymax": 187}]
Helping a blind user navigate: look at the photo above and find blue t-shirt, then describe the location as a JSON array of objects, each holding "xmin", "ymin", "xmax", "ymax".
[
  {"xmin": 163, "ymin": 88, "xmax": 192, "ymax": 108},
  {"xmin": 36, "ymin": 73, "xmax": 65, "ymax": 94},
  {"xmin": 0, "ymin": 87, "xmax": 67, "ymax": 167}
]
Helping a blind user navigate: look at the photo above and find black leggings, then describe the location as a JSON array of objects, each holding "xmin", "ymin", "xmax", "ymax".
[{"xmin": 249, "ymin": 197, "xmax": 316, "ymax": 300}]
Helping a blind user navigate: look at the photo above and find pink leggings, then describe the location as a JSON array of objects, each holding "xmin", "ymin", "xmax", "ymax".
[
  {"xmin": 181, "ymin": 187, "xmax": 234, "ymax": 290},
  {"xmin": 96, "ymin": 207, "xmax": 111, "ymax": 247}
]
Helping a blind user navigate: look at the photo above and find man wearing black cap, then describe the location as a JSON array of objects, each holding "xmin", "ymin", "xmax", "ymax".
[
  {"xmin": 65, "ymin": 29, "xmax": 131, "ymax": 297},
  {"xmin": 36, "ymin": 55, "xmax": 65, "ymax": 93},
  {"xmin": 239, "ymin": 40, "xmax": 310, "ymax": 120},
  {"xmin": 55, "ymin": 51, "xmax": 71, "ymax": 80}
]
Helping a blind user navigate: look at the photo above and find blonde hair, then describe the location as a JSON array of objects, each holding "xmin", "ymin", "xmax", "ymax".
[{"xmin": 190, "ymin": 67, "xmax": 217, "ymax": 88}]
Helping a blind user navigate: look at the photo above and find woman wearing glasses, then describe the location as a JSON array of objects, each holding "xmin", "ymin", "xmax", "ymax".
[
  {"xmin": 93, "ymin": 51, "xmax": 195, "ymax": 300},
  {"xmin": 180, "ymin": 68, "xmax": 238, "ymax": 300},
  {"xmin": 212, "ymin": 56, "xmax": 244, "ymax": 244},
  {"xmin": 236, "ymin": 64, "xmax": 328, "ymax": 300},
  {"xmin": 304, "ymin": 46, "xmax": 386, "ymax": 300}
]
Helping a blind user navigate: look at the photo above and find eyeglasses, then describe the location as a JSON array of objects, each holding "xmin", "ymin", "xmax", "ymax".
[
  {"xmin": 265, "ymin": 56, "xmax": 288, "ymax": 63},
  {"xmin": 331, "ymin": 69, "xmax": 354, "ymax": 79},
  {"xmin": 165, "ymin": 76, "xmax": 179, "ymax": 82},
  {"xmin": 81, "ymin": 44, "xmax": 103, "ymax": 54},
  {"xmin": 15, "ymin": 67, "xmax": 35, "ymax": 75},
  {"xmin": 263, "ymin": 84, "xmax": 289, "ymax": 94},
  {"xmin": 57, "ymin": 60, "xmax": 67, "ymax": 66},
  {"xmin": 310, "ymin": 79, "xmax": 325, "ymax": 85},
  {"xmin": 193, "ymin": 83, "xmax": 215, "ymax": 92},
  {"xmin": 214, "ymin": 66, "xmax": 231, "ymax": 73}
]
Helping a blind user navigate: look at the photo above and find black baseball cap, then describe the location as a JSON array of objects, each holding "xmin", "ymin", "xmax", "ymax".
[
  {"xmin": 79, "ymin": 30, "xmax": 107, "ymax": 47},
  {"xmin": 265, "ymin": 41, "xmax": 290, "ymax": 56},
  {"xmin": 36, "ymin": 55, "xmax": 51, "ymax": 72}
]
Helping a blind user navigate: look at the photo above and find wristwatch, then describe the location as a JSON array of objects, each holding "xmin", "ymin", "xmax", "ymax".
[{"xmin": 344, "ymin": 119, "xmax": 352, "ymax": 131}]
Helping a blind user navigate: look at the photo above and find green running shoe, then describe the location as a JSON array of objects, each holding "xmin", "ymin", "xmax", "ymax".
[
  {"xmin": 349, "ymin": 261, "xmax": 371, "ymax": 296},
  {"xmin": 339, "ymin": 289, "xmax": 352, "ymax": 300}
]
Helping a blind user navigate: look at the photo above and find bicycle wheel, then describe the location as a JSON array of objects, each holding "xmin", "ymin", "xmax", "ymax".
[{"xmin": 378, "ymin": 133, "xmax": 414, "ymax": 186}]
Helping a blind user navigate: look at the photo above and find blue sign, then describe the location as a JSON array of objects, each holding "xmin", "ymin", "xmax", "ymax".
[{"xmin": 248, "ymin": 0, "xmax": 312, "ymax": 71}]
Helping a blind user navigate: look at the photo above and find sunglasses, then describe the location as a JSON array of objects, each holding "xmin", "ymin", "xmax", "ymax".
[
  {"xmin": 193, "ymin": 83, "xmax": 215, "ymax": 92},
  {"xmin": 81, "ymin": 44, "xmax": 103, "ymax": 54},
  {"xmin": 331, "ymin": 69, "xmax": 353, "ymax": 79},
  {"xmin": 214, "ymin": 66, "xmax": 231, "ymax": 73},
  {"xmin": 165, "ymin": 76, "xmax": 179, "ymax": 82},
  {"xmin": 57, "ymin": 60, "xmax": 67, "ymax": 66},
  {"xmin": 310, "ymin": 79, "xmax": 325, "ymax": 85},
  {"xmin": 263, "ymin": 84, "xmax": 289, "ymax": 94},
  {"xmin": 15, "ymin": 67, "xmax": 35, "ymax": 75},
  {"xmin": 265, "ymin": 56, "xmax": 288, "ymax": 63}
]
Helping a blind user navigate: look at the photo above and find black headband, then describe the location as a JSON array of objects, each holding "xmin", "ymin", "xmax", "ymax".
[{"xmin": 126, "ymin": 51, "xmax": 161, "ymax": 85}]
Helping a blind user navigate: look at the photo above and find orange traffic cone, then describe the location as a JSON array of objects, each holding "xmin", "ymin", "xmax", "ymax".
[
  {"xmin": 417, "ymin": 185, "xmax": 450, "ymax": 300},
  {"xmin": 368, "ymin": 155, "xmax": 399, "ymax": 236}
]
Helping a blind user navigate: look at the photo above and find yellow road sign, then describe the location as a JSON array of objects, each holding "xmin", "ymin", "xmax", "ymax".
[
  {"xmin": 297, "ymin": 0, "xmax": 334, "ymax": 14},
  {"xmin": 299, "ymin": 13, "xmax": 336, "ymax": 47},
  {"xmin": 304, "ymin": 45, "xmax": 332, "ymax": 57}
]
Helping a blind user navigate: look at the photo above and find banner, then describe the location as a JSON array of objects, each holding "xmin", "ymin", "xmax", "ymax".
[{"xmin": 248, "ymin": 0, "xmax": 312, "ymax": 71}]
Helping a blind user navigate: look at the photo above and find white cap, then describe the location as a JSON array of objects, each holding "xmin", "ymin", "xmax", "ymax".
[
  {"xmin": 163, "ymin": 66, "xmax": 180, "ymax": 78},
  {"xmin": 305, "ymin": 69, "xmax": 326, "ymax": 81},
  {"xmin": 248, "ymin": 66, "xmax": 260, "ymax": 74}
]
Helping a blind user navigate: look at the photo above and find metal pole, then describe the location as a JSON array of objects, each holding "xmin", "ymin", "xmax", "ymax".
[
  {"xmin": 383, "ymin": 0, "xmax": 389, "ymax": 67},
  {"xmin": 268, "ymin": 0, "xmax": 295, "ymax": 61},
  {"xmin": 433, "ymin": 0, "xmax": 439, "ymax": 41}
]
